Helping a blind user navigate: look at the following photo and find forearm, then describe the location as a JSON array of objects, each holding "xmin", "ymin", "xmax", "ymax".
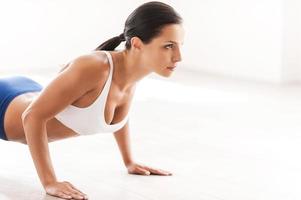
[
  {"xmin": 22, "ymin": 114, "xmax": 57, "ymax": 188},
  {"xmin": 113, "ymin": 122, "xmax": 134, "ymax": 167}
]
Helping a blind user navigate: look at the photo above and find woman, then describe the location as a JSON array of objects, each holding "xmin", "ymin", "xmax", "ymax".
[{"xmin": 0, "ymin": 1, "xmax": 184, "ymax": 199}]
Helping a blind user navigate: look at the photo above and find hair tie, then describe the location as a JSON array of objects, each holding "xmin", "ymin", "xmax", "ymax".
[{"xmin": 118, "ymin": 33, "xmax": 126, "ymax": 42}]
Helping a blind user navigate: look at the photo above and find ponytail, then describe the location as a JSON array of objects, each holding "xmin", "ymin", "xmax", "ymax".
[
  {"xmin": 95, "ymin": 2, "xmax": 182, "ymax": 51},
  {"xmin": 95, "ymin": 33, "xmax": 125, "ymax": 51}
]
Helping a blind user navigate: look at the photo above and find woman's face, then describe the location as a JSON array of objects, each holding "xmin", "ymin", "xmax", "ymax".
[{"xmin": 140, "ymin": 24, "xmax": 185, "ymax": 77}]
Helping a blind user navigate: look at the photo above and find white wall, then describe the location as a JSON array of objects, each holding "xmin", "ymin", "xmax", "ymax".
[
  {"xmin": 0, "ymin": 0, "xmax": 148, "ymax": 72},
  {"xmin": 0, "ymin": 0, "xmax": 181, "ymax": 73},
  {"xmin": 283, "ymin": 0, "xmax": 301, "ymax": 83},
  {"xmin": 0, "ymin": 0, "xmax": 300, "ymax": 83},
  {"xmin": 178, "ymin": 0, "xmax": 285, "ymax": 83}
]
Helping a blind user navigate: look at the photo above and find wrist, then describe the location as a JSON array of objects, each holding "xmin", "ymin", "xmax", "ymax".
[
  {"xmin": 42, "ymin": 178, "xmax": 58, "ymax": 189},
  {"xmin": 124, "ymin": 160, "xmax": 134, "ymax": 168}
]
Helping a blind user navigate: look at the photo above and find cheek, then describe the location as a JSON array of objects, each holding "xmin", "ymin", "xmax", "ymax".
[
  {"xmin": 154, "ymin": 55, "xmax": 168, "ymax": 69},
  {"xmin": 155, "ymin": 50, "xmax": 170, "ymax": 63},
  {"xmin": 145, "ymin": 48, "xmax": 170, "ymax": 69},
  {"xmin": 146, "ymin": 52, "xmax": 162, "ymax": 66}
]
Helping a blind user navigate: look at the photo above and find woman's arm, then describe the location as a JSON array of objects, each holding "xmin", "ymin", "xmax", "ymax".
[
  {"xmin": 113, "ymin": 121, "xmax": 134, "ymax": 167},
  {"xmin": 111, "ymin": 82, "xmax": 171, "ymax": 176},
  {"xmin": 21, "ymin": 54, "xmax": 105, "ymax": 199},
  {"xmin": 22, "ymin": 113, "xmax": 57, "ymax": 187},
  {"xmin": 113, "ymin": 120, "xmax": 172, "ymax": 176},
  {"xmin": 112, "ymin": 85, "xmax": 136, "ymax": 167}
]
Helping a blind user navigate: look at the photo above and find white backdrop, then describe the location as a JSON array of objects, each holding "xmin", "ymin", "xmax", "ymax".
[{"xmin": 0, "ymin": 0, "xmax": 300, "ymax": 83}]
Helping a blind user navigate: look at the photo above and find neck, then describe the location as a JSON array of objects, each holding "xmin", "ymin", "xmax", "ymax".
[{"xmin": 110, "ymin": 49, "xmax": 152, "ymax": 92}]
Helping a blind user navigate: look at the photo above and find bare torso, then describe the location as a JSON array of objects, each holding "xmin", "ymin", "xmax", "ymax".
[
  {"xmin": 3, "ymin": 51, "xmax": 133, "ymax": 144},
  {"xmin": 3, "ymin": 92, "xmax": 78, "ymax": 144}
]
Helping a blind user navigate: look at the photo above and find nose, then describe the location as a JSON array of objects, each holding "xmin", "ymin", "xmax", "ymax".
[{"xmin": 173, "ymin": 48, "xmax": 182, "ymax": 63}]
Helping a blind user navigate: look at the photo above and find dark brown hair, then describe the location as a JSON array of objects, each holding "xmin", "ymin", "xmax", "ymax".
[{"xmin": 95, "ymin": 1, "xmax": 183, "ymax": 51}]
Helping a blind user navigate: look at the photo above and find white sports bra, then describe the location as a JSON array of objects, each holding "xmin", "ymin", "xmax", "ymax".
[{"xmin": 54, "ymin": 51, "xmax": 129, "ymax": 135}]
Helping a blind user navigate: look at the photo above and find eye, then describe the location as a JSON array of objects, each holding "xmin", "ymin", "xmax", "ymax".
[{"xmin": 164, "ymin": 44, "xmax": 173, "ymax": 49}]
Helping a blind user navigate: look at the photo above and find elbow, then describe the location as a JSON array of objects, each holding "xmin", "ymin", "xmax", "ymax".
[
  {"xmin": 21, "ymin": 110, "xmax": 46, "ymax": 125},
  {"xmin": 21, "ymin": 112, "xmax": 34, "ymax": 131},
  {"xmin": 21, "ymin": 110, "xmax": 29, "ymax": 122},
  {"xmin": 21, "ymin": 111, "xmax": 37, "ymax": 140},
  {"xmin": 21, "ymin": 111, "xmax": 48, "ymax": 141},
  {"xmin": 21, "ymin": 109, "xmax": 34, "ymax": 124}
]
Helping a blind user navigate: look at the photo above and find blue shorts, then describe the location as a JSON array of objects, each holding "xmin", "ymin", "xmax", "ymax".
[{"xmin": 0, "ymin": 75, "xmax": 43, "ymax": 141}]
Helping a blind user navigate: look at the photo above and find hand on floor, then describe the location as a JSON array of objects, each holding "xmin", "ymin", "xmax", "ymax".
[
  {"xmin": 126, "ymin": 162, "xmax": 172, "ymax": 176},
  {"xmin": 44, "ymin": 181, "xmax": 88, "ymax": 200}
]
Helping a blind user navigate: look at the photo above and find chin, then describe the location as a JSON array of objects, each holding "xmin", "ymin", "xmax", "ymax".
[
  {"xmin": 164, "ymin": 73, "xmax": 173, "ymax": 77},
  {"xmin": 157, "ymin": 72, "xmax": 173, "ymax": 78}
]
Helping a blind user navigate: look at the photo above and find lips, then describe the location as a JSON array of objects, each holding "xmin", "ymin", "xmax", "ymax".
[{"xmin": 167, "ymin": 66, "xmax": 176, "ymax": 70}]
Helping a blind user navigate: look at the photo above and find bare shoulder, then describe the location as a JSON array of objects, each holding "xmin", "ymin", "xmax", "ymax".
[
  {"xmin": 22, "ymin": 51, "xmax": 110, "ymax": 120},
  {"xmin": 59, "ymin": 51, "xmax": 110, "ymax": 81}
]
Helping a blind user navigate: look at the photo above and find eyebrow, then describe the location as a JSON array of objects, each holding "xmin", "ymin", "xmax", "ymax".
[{"xmin": 165, "ymin": 40, "xmax": 184, "ymax": 45}]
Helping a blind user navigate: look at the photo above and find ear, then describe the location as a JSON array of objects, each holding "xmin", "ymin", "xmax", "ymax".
[{"xmin": 130, "ymin": 36, "xmax": 144, "ymax": 50}]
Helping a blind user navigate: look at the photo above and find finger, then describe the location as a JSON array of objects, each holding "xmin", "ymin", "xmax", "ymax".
[
  {"xmin": 56, "ymin": 191, "xmax": 72, "ymax": 199},
  {"xmin": 63, "ymin": 190, "xmax": 85, "ymax": 200},
  {"xmin": 157, "ymin": 169, "xmax": 173, "ymax": 175},
  {"xmin": 158, "ymin": 169, "xmax": 172, "ymax": 175},
  {"xmin": 137, "ymin": 167, "xmax": 151, "ymax": 175},
  {"xmin": 129, "ymin": 166, "xmax": 150, "ymax": 175},
  {"xmin": 65, "ymin": 182, "xmax": 84, "ymax": 193},
  {"xmin": 145, "ymin": 167, "xmax": 172, "ymax": 176},
  {"xmin": 67, "ymin": 188, "xmax": 87, "ymax": 199},
  {"xmin": 65, "ymin": 182, "xmax": 88, "ymax": 197},
  {"xmin": 68, "ymin": 186, "xmax": 87, "ymax": 197}
]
